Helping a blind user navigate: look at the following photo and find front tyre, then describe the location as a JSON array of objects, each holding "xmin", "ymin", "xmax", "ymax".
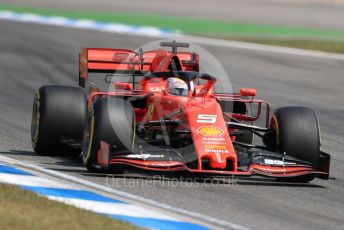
[
  {"xmin": 82, "ymin": 97, "xmax": 134, "ymax": 173},
  {"xmin": 270, "ymin": 106, "xmax": 321, "ymax": 182}
]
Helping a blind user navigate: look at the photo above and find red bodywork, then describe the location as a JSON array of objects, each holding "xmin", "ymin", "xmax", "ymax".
[{"xmin": 79, "ymin": 46, "xmax": 329, "ymax": 179}]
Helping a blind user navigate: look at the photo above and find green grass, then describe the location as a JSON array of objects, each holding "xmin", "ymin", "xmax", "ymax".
[
  {"xmin": 1, "ymin": 4, "xmax": 344, "ymax": 40},
  {"xmin": 1, "ymin": 4, "xmax": 344, "ymax": 53},
  {"xmin": 0, "ymin": 183, "xmax": 143, "ymax": 230}
]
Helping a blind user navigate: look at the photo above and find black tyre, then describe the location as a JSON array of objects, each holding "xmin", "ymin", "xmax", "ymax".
[
  {"xmin": 82, "ymin": 97, "xmax": 134, "ymax": 173},
  {"xmin": 271, "ymin": 106, "xmax": 321, "ymax": 182},
  {"xmin": 31, "ymin": 85, "xmax": 86, "ymax": 156}
]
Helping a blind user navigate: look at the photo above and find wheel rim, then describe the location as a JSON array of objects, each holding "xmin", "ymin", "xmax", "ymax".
[
  {"xmin": 82, "ymin": 110, "xmax": 95, "ymax": 163},
  {"xmin": 270, "ymin": 115, "xmax": 280, "ymax": 145},
  {"xmin": 31, "ymin": 92, "xmax": 40, "ymax": 148}
]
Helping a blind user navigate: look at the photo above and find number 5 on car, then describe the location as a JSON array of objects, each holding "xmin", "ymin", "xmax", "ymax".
[{"xmin": 196, "ymin": 114, "xmax": 217, "ymax": 124}]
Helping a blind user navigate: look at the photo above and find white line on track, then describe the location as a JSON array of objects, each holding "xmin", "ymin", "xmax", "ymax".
[
  {"xmin": 0, "ymin": 155, "xmax": 251, "ymax": 230},
  {"xmin": 180, "ymin": 35, "xmax": 344, "ymax": 61},
  {"xmin": 0, "ymin": 173, "xmax": 75, "ymax": 189},
  {"xmin": 47, "ymin": 196, "xmax": 177, "ymax": 220}
]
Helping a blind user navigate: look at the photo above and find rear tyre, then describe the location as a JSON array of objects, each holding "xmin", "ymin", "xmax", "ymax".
[
  {"xmin": 271, "ymin": 106, "xmax": 321, "ymax": 182},
  {"xmin": 82, "ymin": 97, "xmax": 134, "ymax": 173},
  {"xmin": 31, "ymin": 85, "xmax": 86, "ymax": 156}
]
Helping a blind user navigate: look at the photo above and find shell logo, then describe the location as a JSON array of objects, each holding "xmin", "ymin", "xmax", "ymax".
[{"xmin": 197, "ymin": 126, "xmax": 224, "ymax": 136}]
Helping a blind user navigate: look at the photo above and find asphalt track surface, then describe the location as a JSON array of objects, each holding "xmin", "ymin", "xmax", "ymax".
[
  {"xmin": 2, "ymin": 0, "xmax": 344, "ymax": 30},
  {"xmin": 0, "ymin": 20, "xmax": 344, "ymax": 230}
]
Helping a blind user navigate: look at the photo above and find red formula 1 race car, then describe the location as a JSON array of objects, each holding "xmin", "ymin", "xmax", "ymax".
[{"xmin": 31, "ymin": 41, "xmax": 330, "ymax": 182}]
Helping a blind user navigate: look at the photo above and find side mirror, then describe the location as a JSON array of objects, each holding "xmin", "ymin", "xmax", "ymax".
[
  {"xmin": 240, "ymin": 88, "xmax": 256, "ymax": 97},
  {"xmin": 114, "ymin": 82, "xmax": 133, "ymax": 91}
]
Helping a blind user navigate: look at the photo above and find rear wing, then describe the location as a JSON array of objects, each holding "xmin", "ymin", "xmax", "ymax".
[
  {"xmin": 79, "ymin": 47, "xmax": 199, "ymax": 87},
  {"xmin": 79, "ymin": 48, "xmax": 141, "ymax": 87}
]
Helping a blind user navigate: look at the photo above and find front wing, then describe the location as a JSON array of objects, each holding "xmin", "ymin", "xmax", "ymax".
[{"xmin": 99, "ymin": 145, "xmax": 330, "ymax": 180}]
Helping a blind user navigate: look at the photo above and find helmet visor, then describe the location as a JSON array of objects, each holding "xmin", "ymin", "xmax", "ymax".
[{"xmin": 168, "ymin": 88, "xmax": 188, "ymax": 97}]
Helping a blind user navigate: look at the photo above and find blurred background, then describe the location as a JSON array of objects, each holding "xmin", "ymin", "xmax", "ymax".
[{"xmin": 1, "ymin": 0, "xmax": 344, "ymax": 53}]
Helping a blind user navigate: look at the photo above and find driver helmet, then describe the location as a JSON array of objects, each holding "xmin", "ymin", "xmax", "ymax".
[{"xmin": 166, "ymin": 78, "xmax": 189, "ymax": 96}]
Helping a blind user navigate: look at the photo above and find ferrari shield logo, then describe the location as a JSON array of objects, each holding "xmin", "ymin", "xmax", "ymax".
[{"xmin": 148, "ymin": 104, "xmax": 154, "ymax": 121}]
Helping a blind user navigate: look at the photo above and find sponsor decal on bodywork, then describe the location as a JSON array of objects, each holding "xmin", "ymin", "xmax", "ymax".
[
  {"xmin": 197, "ymin": 126, "xmax": 224, "ymax": 136},
  {"xmin": 263, "ymin": 159, "xmax": 297, "ymax": 166},
  {"xmin": 204, "ymin": 145, "xmax": 227, "ymax": 150},
  {"xmin": 126, "ymin": 154, "xmax": 165, "ymax": 159},
  {"xmin": 205, "ymin": 149, "xmax": 229, "ymax": 153},
  {"xmin": 202, "ymin": 137, "xmax": 226, "ymax": 145},
  {"xmin": 113, "ymin": 52, "xmax": 129, "ymax": 60}
]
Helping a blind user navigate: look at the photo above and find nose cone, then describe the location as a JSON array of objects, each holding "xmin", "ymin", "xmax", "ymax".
[
  {"xmin": 184, "ymin": 99, "xmax": 237, "ymax": 171},
  {"xmin": 208, "ymin": 151, "xmax": 228, "ymax": 169}
]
